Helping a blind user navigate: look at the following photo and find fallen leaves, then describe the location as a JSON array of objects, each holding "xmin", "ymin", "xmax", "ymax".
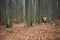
[{"xmin": 0, "ymin": 23, "xmax": 59, "ymax": 40}]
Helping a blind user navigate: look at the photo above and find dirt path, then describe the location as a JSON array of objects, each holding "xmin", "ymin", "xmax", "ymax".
[{"xmin": 0, "ymin": 23, "xmax": 60, "ymax": 40}]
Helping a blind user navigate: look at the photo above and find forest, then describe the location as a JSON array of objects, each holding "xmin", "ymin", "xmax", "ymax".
[
  {"xmin": 0, "ymin": 0, "xmax": 60, "ymax": 27},
  {"xmin": 0, "ymin": 0, "xmax": 60, "ymax": 40}
]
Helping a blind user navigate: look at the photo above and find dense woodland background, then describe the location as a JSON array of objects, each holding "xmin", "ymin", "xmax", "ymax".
[{"xmin": 0, "ymin": 0, "xmax": 60, "ymax": 27}]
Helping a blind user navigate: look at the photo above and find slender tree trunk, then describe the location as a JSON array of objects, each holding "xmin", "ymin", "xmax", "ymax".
[
  {"xmin": 37, "ymin": 0, "xmax": 40, "ymax": 24},
  {"xmin": 28, "ymin": 0, "xmax": 32, "ymax": 26},
  {"xmin": 23, "ymin": 0, "xmax": 28, "ymax": 26},
  {"xmin": 32, "ymin": 0, "xmax": 37, "ymax": 25},
  {"xmin": 6, "ymin": 0, "xmax": 12, "ymax": 28}
]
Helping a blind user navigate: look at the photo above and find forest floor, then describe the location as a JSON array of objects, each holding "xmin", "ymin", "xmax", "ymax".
[{"xmin": 0, "ymin": 23, "xmax": 60, "ymax": 40}]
